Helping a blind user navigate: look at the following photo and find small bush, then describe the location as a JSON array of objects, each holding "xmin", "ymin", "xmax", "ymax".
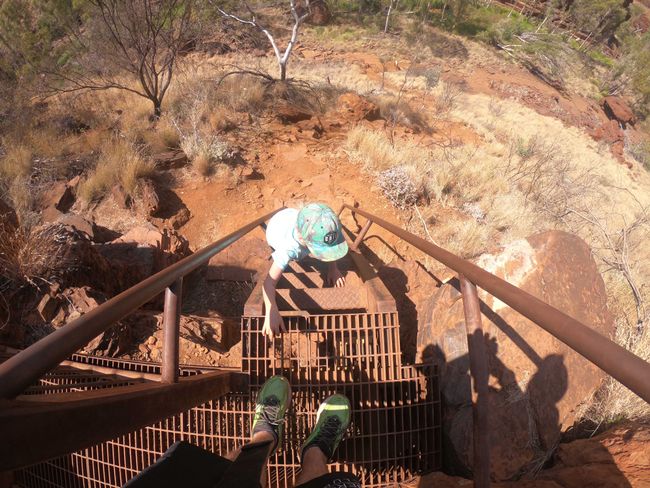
[
  {"xmin": 179, "ymin": 131, "xmax": 231, "ymax": 177},
  {"xmin": 435, "ymin": 81, "xmax": 463, "ymax": 114},
  {"xmin": 626, "ymin": 139, "xmax": 650, "ymax": 170},
  {"xmin": 376, "ymin": 166, "xmax": 422, "ymax": 209},
  {"xmin": 78, "ymin": 139, "xmax": 155, "ymax": 203}
]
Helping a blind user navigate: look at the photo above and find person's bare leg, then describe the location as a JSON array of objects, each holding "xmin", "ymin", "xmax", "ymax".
[
  {"xmin": 294, "ymin": 446, "xmax": 328, "ymax": 485},
  {"xmin": 224, "ymin": 431, "xmax": 276, "ymax": 487}
]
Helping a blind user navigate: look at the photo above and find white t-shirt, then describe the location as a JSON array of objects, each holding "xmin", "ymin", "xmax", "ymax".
[{"xmin": 266, "ymin": 208, "xmax": 309, "ymax": 270}]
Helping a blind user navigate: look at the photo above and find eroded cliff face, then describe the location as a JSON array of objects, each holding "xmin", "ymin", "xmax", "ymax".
[{"xmin": 417, "ymin": 230, "xmax": 614, "ymax": 480}]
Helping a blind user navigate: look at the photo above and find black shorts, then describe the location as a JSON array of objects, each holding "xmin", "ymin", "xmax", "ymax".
[{"xmin": 124, "ymin": 440, "xmax": 361, "ymax": 488}]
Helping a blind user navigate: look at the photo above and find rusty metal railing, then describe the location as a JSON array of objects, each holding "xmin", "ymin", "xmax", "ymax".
[
  {"xmin": 340, "ymin": 203, "xmax": 650, "ymax": 487},
  {"xmin": 0, "ymin": 209, "xmax": 281, "ymax": 400}
]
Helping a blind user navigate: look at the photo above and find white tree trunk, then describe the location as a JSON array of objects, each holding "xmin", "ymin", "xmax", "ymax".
[
  {"xmin": 384, "ymin": 0, "xmax": 398, "ymax": 33},
  {"xmin": 215, "ymin": 0, "xmax": 310, "ymax": 81}
]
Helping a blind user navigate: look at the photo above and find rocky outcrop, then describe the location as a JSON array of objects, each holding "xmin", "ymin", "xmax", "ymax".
[
  {"xmin": 417, "ymin": 422, "xmax": 649, "ymax": 486},
  {"xmin": 276, "ymin": 102, "xmax": 313, "ymax": 124},
  {"xmin": 416, "ymin": 231, "xmax": 614, "ymax": 480},
  {"xmin": 589, "ymin": 119, "xmax": 628, "ymax": 166},
  {"xmin": 601, "ymin": 96, "xmax": 635, "ymax": 128},
  {"xmin": 539, "ymin": 421, "xmax": 650, "ymax": 488},
  {"xmin": 206, "ymin": 236, "xmax": 269, "ymax": 281},
  {"xmin": 41, "ymin": 181, "xmax": 75, "ymax": 213},
  {"xmin": 97, "ymin": 225, "xmax": 190, "ymax": 286},
  {"xmin": 153, "ymin": 150, "xmax": 188, "ymax": 170},
  {"xmin": 336, "ymin": 93, "xmax": 382, "ymax": 122}
]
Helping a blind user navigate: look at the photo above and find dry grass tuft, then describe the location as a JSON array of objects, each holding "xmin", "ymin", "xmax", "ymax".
[
  {"xmin": 346, "ymin": 126, "xmax": 425, "ymax": 172},
  {"xmin": 217, "ymin": 74, "xmax": 267, "ymax": 113},
  {"xmin": 78, "ymin": 139, "xmax": 155, "ymax": 203},
  {"xmin": 0, "ymin": 145, "xmax": 32, "ymax": 181},
  {"xmin": 374, "ymin": 95, "xmax": 431, "ymax": 133},
  {"xmin": 144, "ymin": 117, "xmax": 181, "ymax": 153},
  {"xmin": 0, "ymin": 223, "xmax": 70, "ymax": 294}
]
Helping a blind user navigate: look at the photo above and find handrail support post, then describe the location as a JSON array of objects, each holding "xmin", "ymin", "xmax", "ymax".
[
  {"xmin": 351, "ymin": 219, "xmax": 373, "ymax": 252},
  {"xmin": 162, "ymin": 278, "xmax": 183, "ymax": 384},
  {"xmin": 460, "ymin": 274, "xmax": 491, "ymax": 488}
]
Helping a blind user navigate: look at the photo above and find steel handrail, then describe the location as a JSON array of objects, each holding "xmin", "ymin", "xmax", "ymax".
[
  {"xmin": 0, "ymin": 209, "xmax": 281, "ymax": 399},
  {"xmin": 341, "ymin": 204, "xmax": 650, "ymax": 403}
]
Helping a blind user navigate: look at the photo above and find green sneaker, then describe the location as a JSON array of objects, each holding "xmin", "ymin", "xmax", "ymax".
[
  {"xmin": 251, "ymin": 375, "xmax": 291, "ymax": 451},
  {"xmin": 301, "ymin": 394, "xmax": 351, "ymax": 461}
]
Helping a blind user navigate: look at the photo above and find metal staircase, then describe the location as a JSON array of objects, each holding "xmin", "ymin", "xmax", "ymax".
[
  {"xmin": 13, "ymin": 252, "xmax": 442, "ymax": 488},
  {"xmin": 2, "ymin": 204, "xmax": 648, "ymax": 488}
]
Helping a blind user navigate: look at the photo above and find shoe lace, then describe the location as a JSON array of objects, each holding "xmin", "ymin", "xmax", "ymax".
[
  {"xmin": 317, "ymin": 416, "xmax": 342, "ymax": 445},
  {"xmin": 259, "ymin": 396, "xmax": 284, "ymax": 427}
]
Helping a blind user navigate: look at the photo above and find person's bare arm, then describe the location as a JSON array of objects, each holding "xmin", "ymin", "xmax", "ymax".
[
  {"xmin": 326, "ymin": 261, "xmax": 345, "ymax": 288},
  {"xmin": 262, "ymin": 262, "xmax": 285, "ymax": 339}
]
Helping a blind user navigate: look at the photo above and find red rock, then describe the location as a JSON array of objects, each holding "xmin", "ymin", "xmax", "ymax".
[
  {"xmin": 153, "ymin": 150, "xmax": 188, "ymax": 170},
  {"xmin": 417, "ymin": 231, "xmax": 614, "ymax": 480},
  {"xmin": 108, "ymin": 225, "xmax": 190, "ymax": 272},
  {"xmin": 336, "ymin": 93, "xmax": 382, "ymax": 122},
  {"xmin": 67, "ymin": 175, "xmax": 82, "ymax": 192},
  {"xmin": 42, "ymin": 206, "xmax": 64, "ymax": 223},
  {"xmin": 167, "ymin": 206, "xmax": 191, "ymax": 230},
  {"xmin": 539, "ymin": 421, "xmax": 650, "ymax": 488},
  {"xmin": 206, "ymin": 236, "xmax": 269, "ymax": 281},
  {"xmin": 139, "ymin": 179, "xmax": 159, "ymax": 217},
  {"xmin": 602, "ymin": 96, "xmax": 636, "ymax": 127},
  {"xmin": 112, "ymin": 184, "xmax": 131, "ymax": 208},
  {"xmin": 241, "ymin": 167, "xmax": 263, "ymax": 180},
  {"xmin": 37, "ymin": 294, "xmax": 60, "ymax": 321},
  {"xmin": 59, "ymin": 213, "xmax": 96, "ymax": 240},
  {"xmin": 591, "ymin": 119, "xmax": 624, "ymax": 144},
  {"xmin": 65, "ymin": 286, "xmax": 103, "ymax": 314},
  {"xmin": 41, "ymin": 181, "xmax": 75, "ymax": 212},
  {"xmin": 276, "ymin": 102, "xmax": 312, "ymax": 124},
  {"xmin": 51, "ymin": 306, "xmax": 66, "ymax": 328}
]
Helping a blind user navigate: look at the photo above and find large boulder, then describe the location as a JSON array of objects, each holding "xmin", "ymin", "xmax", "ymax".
[
  {"xmin": 417, "ymin": 230, "xmax": 614, "ymax": 480},
  {"xmin": 206, "ymin": 236, "xmax": 269, "ymax": 281}
]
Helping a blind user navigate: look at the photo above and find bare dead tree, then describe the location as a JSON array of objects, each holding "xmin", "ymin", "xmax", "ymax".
[
  {"xmin": 565, "ymin": 204, "xmax": 649, "ymax": 335},
  {"xmin": 50, "ymin": 0, "xmax": 192, "ymax": 117},
  {"xmin": 212, "ymin": 0, "xmax": 311, "ymax": 81},
  {"xmin": 384, "ymin": 0, "xmax": 400, "ymax": 34}
]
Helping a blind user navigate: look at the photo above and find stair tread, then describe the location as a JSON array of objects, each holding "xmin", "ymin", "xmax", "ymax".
[
  {"xmin": 275, "ymin": 286, "xmax": 366, "ymax": 311},
  {"xmin": 277, "ymin": 271, "xmax": 362, "ymax": 289}
]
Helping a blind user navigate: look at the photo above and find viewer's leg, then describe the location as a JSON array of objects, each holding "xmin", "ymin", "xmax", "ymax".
[
  {"xmin": 296, "ymin": 446, "xmax": 329, "ymax": 483},
  {"xmin": 295, "ymin": 394, "xmax": 352, "ymax": 486},
  {"xmin": 218, "ymin": 375, "xmax": 291, "ymax": 488}
]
